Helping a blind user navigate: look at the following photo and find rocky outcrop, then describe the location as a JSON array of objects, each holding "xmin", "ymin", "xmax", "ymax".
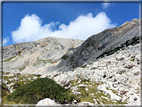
[
  {"xmin": 60, "ymin": 19, "xmax": 140, "ymax": 69},
  {"xmin": 3, "ymin": 37, "xmax": 83, "ymax": 74},
  {"xmin": 50, "ymin": 43, "xmax": 140, "ymax": 105}
]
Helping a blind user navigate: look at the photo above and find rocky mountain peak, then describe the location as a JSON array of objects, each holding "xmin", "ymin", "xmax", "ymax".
[{"xmin": 3, "ymin": 18, "xmax": 140, "ymax": 75}]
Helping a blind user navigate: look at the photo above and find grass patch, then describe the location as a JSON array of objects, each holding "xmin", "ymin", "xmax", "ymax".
[{"xmin": 70, "ymin": 80, "xmax": 127, "ymax": 105}]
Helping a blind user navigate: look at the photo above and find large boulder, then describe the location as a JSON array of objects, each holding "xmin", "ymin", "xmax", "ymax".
[{"xmin": 36, "ymin": 98, "xmax": 62, "ymax": 106}]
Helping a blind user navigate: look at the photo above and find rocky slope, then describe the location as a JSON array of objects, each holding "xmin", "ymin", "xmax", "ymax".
[
  {"xmin": 2, "ymin": 42, "xmax": 141, "ymax": 106},
  {"xmin": 32, "ymin": 18, "xmax": 140, "ymax": 75},
  {"xmin": 3, "ymin": 37, "xmax": 83, "ymax": 74},
  {"xmin": 2, "ymin": 18, "xmax": 141, "ymax": 106},
  {"xmin": 57, "ymin": 18, "xmax": 140, "ymax": 69},
  {"xmin": 48, "ymin": 43, "xmax": 140, "ymax": 106}
]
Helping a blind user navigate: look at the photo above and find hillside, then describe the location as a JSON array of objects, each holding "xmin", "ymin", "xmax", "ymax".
[
  {"xmin": 3, "ymin": 37, "xmax": 83, "ymax": 75},
  {"xmin": 2, "ymin": 18, "xmax": 141, "ymax": 106}
]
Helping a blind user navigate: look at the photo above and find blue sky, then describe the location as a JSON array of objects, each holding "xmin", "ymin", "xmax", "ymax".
[{"xmin": 2, "ymin": 1, "xmax": 140, "ymax": 46}]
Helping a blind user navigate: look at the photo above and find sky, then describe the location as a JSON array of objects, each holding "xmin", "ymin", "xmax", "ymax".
[{"xmin": 2, "ymin": 0, "xmax": 140, "ymax": 46}]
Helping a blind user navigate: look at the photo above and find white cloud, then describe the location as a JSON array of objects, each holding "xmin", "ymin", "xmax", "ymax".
[
  {"xmin": 12, "ymin": 12, "xmax": 116, "ymax": 43},
  {"xmin": 3, "ymin": 37, "xmax": 9, "ymax": 46},
  {"xmin": 102, "ymin": 0, "xmax": 111, "ymax": 9}
]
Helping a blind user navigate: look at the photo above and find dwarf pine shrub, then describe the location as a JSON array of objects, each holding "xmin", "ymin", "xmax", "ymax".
[{"xmin": 7, "ymin": 78, "xmax": 80, "ymax": 104}]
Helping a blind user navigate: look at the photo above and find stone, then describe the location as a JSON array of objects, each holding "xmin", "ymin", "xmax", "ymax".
[
  {"xmin": 124, "ymin": 63, "xmax": 134, "ymax": 69},
  {"xmin": 133, "ymin": 71, "xmax": 139, "ymax": 75},
  {"xmin": 116, "ymin": 57, "xmax": 124, "ymax": 61},
  {"xmin": 112, "ymin": 83, "xmax": 118, "ymax": 88},
  {"xmin": 73, "ymin": 99, "xmax": 78, "ymax": 104},
  {"xmin": 97, "ymin": 85, "xmax": 122, "ymax": 102},
  {"xmin": 116, "ymin": 69, "xmax": 126, "ymax": 75},
  {"xmin": 89, "ymin": 93, "xmax": 94, "ymax": 96},
  {"xmin": 72, "ymin": 91, "xmax": 81, "ymax": 95},
  {"xmin": 78, "ymin": 84, "xmax": 87, "ymax": 88},
  {"xmin": 85, "ymin": 88, "xmax": 88, "ymax": 91},
  {"xmin": 36, "ymin": 98, "xmax": 61, "ymax": 106}
]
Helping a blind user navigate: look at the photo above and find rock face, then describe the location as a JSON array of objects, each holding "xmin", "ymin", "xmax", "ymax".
[
  {"xmin": 3, "ymin": 37, "xmax": 83, "ymax": 74},
  {"xmin": 61, "ymin": 19, "xmax": 140, "ymax": 69}
]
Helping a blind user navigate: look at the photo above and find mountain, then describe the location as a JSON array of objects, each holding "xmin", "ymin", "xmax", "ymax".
[
  {"xmin": 2, "ymin": 18, "xmax": 141, "ymax": 105},
  {"xmin": 3, "ymin": 37, "xmax": 83, "ymax": 74},
  {"xmin": 3, "ymin": 19, "xmax": 140, "ymax": 75},
  {"xmin": 60, "ymin": 18, "xmax": 140, "ymax": 69}
]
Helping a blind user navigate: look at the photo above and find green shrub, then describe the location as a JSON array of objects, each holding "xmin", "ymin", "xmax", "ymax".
[
  {"xmin": 61, "ymin": 55, "xmax": 69, "ymax": 60},
  {"xmin": 7, "ymin": 78, "xmax": 80, "ymax": 104},
  {"xmin": 130, "ymin": 56, "xmax": 135, "ymax": 61},
  {"xmin": 81, "ymin": 65, "xmax": 87, "ymax": 68}
]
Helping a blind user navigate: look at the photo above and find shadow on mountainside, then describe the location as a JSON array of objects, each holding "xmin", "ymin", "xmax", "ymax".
[{"xmin": 45, "ymin": 23, "xmax": 140, "ymax": 73}]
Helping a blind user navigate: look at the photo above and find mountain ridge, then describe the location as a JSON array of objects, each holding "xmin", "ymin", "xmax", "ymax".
[{"xmin": 2, "ymin": 18, "xmax": 140, "ymax": 75}]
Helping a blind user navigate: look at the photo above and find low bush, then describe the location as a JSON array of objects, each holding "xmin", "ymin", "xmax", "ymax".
[
  {"xmin": 7, "ymin": 78, "xmax": 80, "ymax": 104},
  {"xmin": 81, "ymin": 65, "xmax": 87, "ymax": 68},
  {"xmin": 130, "ymin": 56, "xmax": 135, "ymax": 61},
  {"xmin": 61, "ymin": 55, "xmax": 69, "ymax": 60}
]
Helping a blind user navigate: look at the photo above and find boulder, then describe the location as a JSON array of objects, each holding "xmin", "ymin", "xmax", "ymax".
[
  {"xmin": 78, "ymin": 84, "xmax": 87, "ymax": 88},
  {"xmin": 97, "ymin": 85, "xmax": 122, "ymax": 102},
  {"xmin": 36, "ymin": 98, "xmax": 61, "ymax": 106},
  {"xmin": 54, "ymin": 74, "xmax": 71, "ymax": 90}
]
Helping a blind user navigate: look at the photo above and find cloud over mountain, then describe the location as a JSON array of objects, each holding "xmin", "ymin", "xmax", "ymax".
[{"xmin": 12, "ymin": 12, "xmax": 116, "ymax": 43}]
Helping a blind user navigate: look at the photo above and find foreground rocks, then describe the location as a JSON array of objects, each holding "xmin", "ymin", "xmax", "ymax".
[
  {"xmin": 48, "ymin": 43, "xmax": 141, "ymax": 106},
  {"xmin": 2, "ymin": 43, "xmax": 140, "ymax": 106}
]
